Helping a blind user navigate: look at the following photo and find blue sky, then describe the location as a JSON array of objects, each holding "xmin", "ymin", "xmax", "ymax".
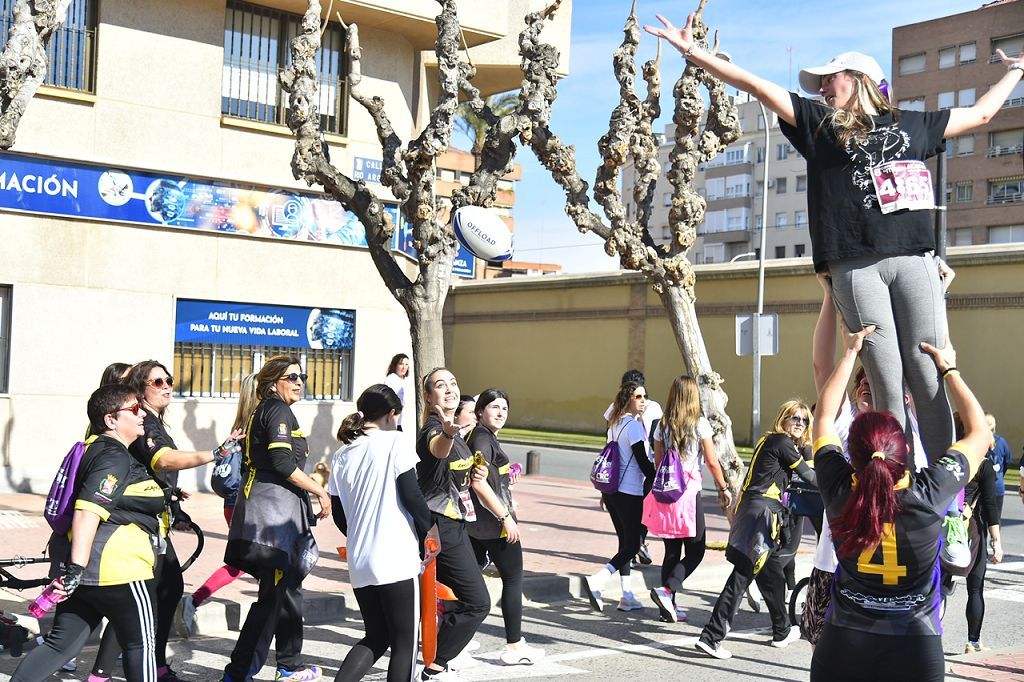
[{"xmin": 458, "ymin": 0, "xmax": 984, "ymax": 272}]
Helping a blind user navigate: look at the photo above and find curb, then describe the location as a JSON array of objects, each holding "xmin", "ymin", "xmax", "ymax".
[{"xmin": 503, "ymin": 439, "xmax": 596, "ymax": 454}]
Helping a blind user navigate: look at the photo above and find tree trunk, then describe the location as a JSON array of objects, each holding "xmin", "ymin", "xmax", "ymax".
[
  {"xmin": 400, "ymin": 256, "xmax": 452, "ymax": 426},
  {"xmin": 657, "ymin": 283, "xmax": 744, "ymax": 496}
]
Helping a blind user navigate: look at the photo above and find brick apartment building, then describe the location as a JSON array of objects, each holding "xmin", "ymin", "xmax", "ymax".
[{"xmin": 892, "ymin": 0, "xmax": 1024, "ymax": 247}]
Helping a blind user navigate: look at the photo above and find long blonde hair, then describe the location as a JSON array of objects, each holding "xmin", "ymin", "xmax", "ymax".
[
  {"xmin": 822, "ymin": 71, "xmax": 895, "ymax": 148},
  {"xmin": 660, "ymin": 375, "xmax": 702, "ymax": 461},
  {"xmin": 769, "ymin": 400, "xmax": 812, "ymax": 449},
  {"xmin": 233, "ymin": 372, "xmax": 260, "ymax": 432}
]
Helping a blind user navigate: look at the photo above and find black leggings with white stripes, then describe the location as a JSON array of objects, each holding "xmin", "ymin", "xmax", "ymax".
[
  {"xmin": 11, "ymin": 581, "xmax": 158, "ymax": 682},
  {"xmin": 334, "ymin": 578, "xmax": 418, "ymax": 682}
]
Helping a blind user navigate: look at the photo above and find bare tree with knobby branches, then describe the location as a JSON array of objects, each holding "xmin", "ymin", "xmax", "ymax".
[
  {"xmin": 518, "ymin": 0, "xmax": 746, "ymax": 490},
  {"xmin": 0, "ymin": 0, "xmax": 72, "ymax": 149},
  {"xmin": 284, "ymin": 0, "xmax": 746, "ymax": 490}
]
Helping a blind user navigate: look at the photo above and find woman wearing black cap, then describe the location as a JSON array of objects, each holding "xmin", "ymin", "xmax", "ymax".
[{"xmin": 646, "ymin": 13, "xmax": 1024, "ymax": 466}]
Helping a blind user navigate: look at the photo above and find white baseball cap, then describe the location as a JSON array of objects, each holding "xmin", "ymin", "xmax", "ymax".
[{"xmin": 798, "ymin": 51, "xmax": 886, "ymax": 94}]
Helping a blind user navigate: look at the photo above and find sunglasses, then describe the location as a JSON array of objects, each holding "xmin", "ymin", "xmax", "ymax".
[
  {"xmin": 112, "ymin": 403, "xmax": 142, "ymax": 416},
  {"xmin": 790, "ymin": 415, "xmax": 810, "ymax": 425},
  {"xmin": 279, "ymin": 373, "xmax": 308, "ymax": 384},
  {"xmin": 146, "ymin": 376, "xmax": 174, "ymax": 389}
]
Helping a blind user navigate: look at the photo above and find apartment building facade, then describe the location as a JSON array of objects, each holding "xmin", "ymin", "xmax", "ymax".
[{"xmin": 892, "ymin": 0, "xmax": 1024, "ymax": 247}]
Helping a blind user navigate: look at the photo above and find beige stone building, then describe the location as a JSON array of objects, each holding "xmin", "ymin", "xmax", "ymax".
[
  {"xmin": 0, "ymin": 0, "xmax": 572, "ymax": 493},
  {"xmin": 621, "ymin": 94, "xmax": 812, "ymax": 265},
  {"xmin": 892, "ymin": 0, "xmax": 1024, "ymax": 247}
]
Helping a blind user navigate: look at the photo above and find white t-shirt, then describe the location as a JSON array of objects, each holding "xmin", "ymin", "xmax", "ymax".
[
  {"xmin": 604, "ymin": 400, "xmax": 663, "ymax": 436},
  {"xmin": 607, "ymin": 414, "xmax": 648, "ymax": 496},
  {"xmin": 384, "ymin": 373, "xmax": 407, "ymax": 428},
  {"xmin": 329, "ymin": 430, "xmax": 421, "ymax": 588},
  {"xmin": 653, "ymin": 416, "xmax": 714, "ymax": 468},
  {"xmin": 812, "ymin": 398, "xmax": 931, "ymax": 571}
]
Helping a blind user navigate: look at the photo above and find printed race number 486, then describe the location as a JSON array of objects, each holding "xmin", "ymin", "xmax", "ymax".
[{"xmin": 856, "ymin": 523, "xmax": 908, "ymax": 585}]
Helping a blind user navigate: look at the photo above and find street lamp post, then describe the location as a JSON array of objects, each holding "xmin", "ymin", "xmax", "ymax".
[{"xmin": 752, "ymin": 101, "xmax": 771, "ymax": 442}]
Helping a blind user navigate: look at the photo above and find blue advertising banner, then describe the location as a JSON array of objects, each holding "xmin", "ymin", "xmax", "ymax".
[
  {"xmin": 175, "ymin": 299, "xmax": 355, "ymax": 350},
  {"xmin": 0, "ymin": 152, "xmax": 475, "ymax": 277}
]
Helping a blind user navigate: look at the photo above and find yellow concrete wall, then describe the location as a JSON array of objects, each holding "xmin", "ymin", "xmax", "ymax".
[{"xmin": 445, "ymin": 245, "xmax": 1024, "ymax": 452}]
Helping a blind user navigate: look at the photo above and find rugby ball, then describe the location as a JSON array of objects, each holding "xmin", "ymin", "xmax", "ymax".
[{"xmin": 453, "ymin": 206, "xmax": 514, "ymax": 262}]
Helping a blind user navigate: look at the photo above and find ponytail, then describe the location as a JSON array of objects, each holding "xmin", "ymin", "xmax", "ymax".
[
  {"xmin": 829, "ymin": 411, "xmax": 908, "ymax": 557},
  {"xmin": 337, "ymin": 383, "xmax": 402, "ymax": 444}
]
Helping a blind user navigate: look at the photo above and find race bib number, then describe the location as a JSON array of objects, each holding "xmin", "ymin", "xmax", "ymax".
[
  {"xmin": 459, "ymin": 489, "xmax": 477, "ymax": 522},
  {"xmin": 870, "ymin": 160, "xmax": 935, "ymax": 214}
]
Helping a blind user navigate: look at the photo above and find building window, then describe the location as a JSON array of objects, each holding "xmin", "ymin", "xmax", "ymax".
[
  {"xmin": 755, "ymin": 181, "xmax": 763, "ymax": 197},
  {"xmin": 776, "ymin": 144, "xmax": 788, "ymax": 160},
  {"xmin": 958, "ymin": 88, "xmax": 976, "ymax": 107},
  {"xmin": 757, "ymin": 115, "xmax": 766, "ymax": 130},
  {"xmin": 959, "ymin": 42, "xmax": 976, "ymax": 64},
  {"xmin": 775, "ymin": 211, "xmax": 788, "ymax": 228},
  {"xmin": 988, "ymin": 225, "xmax": 1024, "ymax": 243},
  {"xmin": 795, "ymin": 210, "xmax": 807, "ymax": 226},
  {"xmin": 774, "ymin": 245, "xmax": 786, "ymax": 259},
  {"xmin": 0, "ymin": 285, "xmax": 9, "ymax": 393},
  {"xmin": 1005, "ymin": 79, "xmax": 1024, "ymax": 108},
  {"xmin": 704, "ymin": 243, "xmax": 725, "ymax": 264},
  {"xmin": 755, "ymin": 214, "xmax": 763, "ymax": 231},
  {"xmin": 756, "ymin": 146, "xmax": 765, "ymax": 163},
  {"xmin": 955, "ymin": 182, "xmax": 973, "ymax": 203},
  {"xmin": 897, "ymin": 98, "xmax": 926, "ymax": 112},
  {"xmin": 988, "ymin": 128, "xmax": 1024, "ymax": 157},
  {"xmin": 989, "ymin": 180, "xmax": 1024, "ymax": 204},
  {"xmin": 775, "ymin": 177, "xmax": 787, "ymax": 194},
  {"xmin": 661, "ymin": 225, "xmax": 672, "ymax": 241},
  {"xmin": 796, "ymin": 175, "xmax": 807, "ymax": 192},
  {"xmin": 953, "ymin": 228, "xmax": 972, "ymax": 246},
  {"xmin": 938, "ymin": 47, "xmax": 955, "ymax": 69},
  {"xmin": 222, "ymin": 0, "xmax": 348, "ymax": 135},
  {"xmin": 0, "ymin": 0, "xmax": 96, "ymax": 92},
  {"xmin": 991, "ymin": 34, "xmax": 1024, "ymax": 63},
  {"xmin": 937, "ymin": 91, "xmax": 955, "ymax": 110},
  {"xmin": 725, "ymin": 174, "xmax": 752, "ymax": 198},
  {"xmin": 663, "ymin": 192, "xmax": 672, "ymax": 207},
  {"xmin": 174, "ymin": 343, "xmax": 353, "ymax": 400},
  {"xmin": 794, "ymin": 243, "xmax": 806, "ymax": 257},
  {"xmin": 956, "ymin": 135, "xmax": 974, "ymax": 156},
  {"xmin": 898, "ymin": 53, "xmax": 926, "ymax": 75}
]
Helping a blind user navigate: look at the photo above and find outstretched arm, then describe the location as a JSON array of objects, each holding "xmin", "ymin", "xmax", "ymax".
[
  {"xmin": 813, "ymin": 325, "xmax": 876, "ymax": 444},
  {"xmin": 919, "ymin": 341, "xmax": 991, "ymax": 474},
  {"xmin": 812, "ymin": 273, "xmax": 838, "ymax": 394},
  {"xmin": 644, "ymin": 12, "xmax": 796, "ymax": 126},
  {"xmin": 944, "ymin": 51, "xmax": 1024, "ymax": 137}
]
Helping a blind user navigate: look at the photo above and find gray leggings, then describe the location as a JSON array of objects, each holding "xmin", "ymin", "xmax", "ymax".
[{"xmin": 828, "ymin": 252, "xmax": 952, "ymax": 462}]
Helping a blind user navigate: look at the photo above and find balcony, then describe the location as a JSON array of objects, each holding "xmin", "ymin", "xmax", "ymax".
[
  {"xmin": 987, "ymin": 193, "xmax": 1023, "ymax": 205},
  {"xmin": 987, "ymin": 145, "xmax": 1023, "ymax": 158}
]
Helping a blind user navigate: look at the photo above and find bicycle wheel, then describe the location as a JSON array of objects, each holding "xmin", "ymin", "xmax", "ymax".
[{"xmin": 789, "ymin": 576, "xmax": 811, "ymax": 628}]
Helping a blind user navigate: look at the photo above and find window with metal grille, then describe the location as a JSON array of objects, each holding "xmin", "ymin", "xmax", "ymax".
[
  {"xmin": 0, "ymin": 285, "xmax": 10, "ymax": 393},
  {"xmin": 0, "ymin": 0, "xmax": 96, "ymax": 92},
  {"xmin": 222, "ymin": 0, "xmax": 347, "ymax": 134},
  {"xmin": 173, "ymin": 342, "xmax": 352, "ymax": 401}
]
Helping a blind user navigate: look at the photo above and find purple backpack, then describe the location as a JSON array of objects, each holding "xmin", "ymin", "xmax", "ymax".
[
  {"xmin": 590, "ymin": 440, "xmax": 622, "ymax": 493},
  {"xmin": 652, "ymin": 447, "xmax": 686, "ymax": 503},
  {"xmin": 44, "ymin": 437, "xmax": 95, "ymax": 534}
]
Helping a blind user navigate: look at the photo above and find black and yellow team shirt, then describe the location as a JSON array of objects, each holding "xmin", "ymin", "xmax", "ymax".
[
  {"xmin": 72, "ymin": 435, "xmax": 165, "ymax": 586},
  {"xmin": 127, "ymin": 410, "xmax": 179, "ymax": 535},
  {"xmin": 416, "ymin": 414, "xmax": 474, "ymax": 521},
  {"xmin": 736, "ymin": 433, "xmax": 813, "ymax": 507},
  {"xmin": 466, "ymin": 426, "xmax": 514, "ymax": 540},
  {"xmin": 244, "ymin": 395, "xmax": 309, "ymax": 495},
  {"xmin": 816, "ymin": 435, "xmax": 974, "ymax": 636}
]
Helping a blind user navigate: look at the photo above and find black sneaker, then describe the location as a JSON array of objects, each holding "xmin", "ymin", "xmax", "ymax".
[{"xmin": 636, "ymin": 542, "xmax": 653, "ymax": 565}]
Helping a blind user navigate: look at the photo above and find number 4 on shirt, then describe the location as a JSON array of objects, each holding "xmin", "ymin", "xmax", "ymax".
[{"xmin": 856, "ymin": 523, "xmax": 907, "ymax": 585}]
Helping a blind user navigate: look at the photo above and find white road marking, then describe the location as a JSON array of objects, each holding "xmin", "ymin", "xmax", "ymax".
[
  {"xmin": 984, "ymin": 588, "xmax": 1024, "ymax": 604},
  {"xmin": 0, "ymin": 511, "xmax": 38, "ymax": 530}
]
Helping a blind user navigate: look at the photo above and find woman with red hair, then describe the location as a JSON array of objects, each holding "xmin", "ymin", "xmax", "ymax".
[{"xmin": 810, "ymin": 325, "xmax": 991, "ymax": 682}]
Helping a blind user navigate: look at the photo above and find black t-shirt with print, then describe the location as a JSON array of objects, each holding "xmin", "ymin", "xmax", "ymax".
[
  {"xmin": 466, "ymin": 426, "xmax": 514, "ymax": 540},
  {"xmin": 416, "ymin": 414, "xmax": 474, "ymax": 520},
  {"xmin": 736, "ymin": 433, "xmax": 807, "ymax": 506},
  {"xmin": 779, "ymin": 93, "xmax": 950, "ymax": 272},
  {"xmin": 816, "ymin": 438, "xmax": 972, "ymax": 636},
  {"xmin": 128, "ymin": 410, "xmax": 179, "ymax": 490},
  {"xmin": 246, "ymin": 395, "xmax": 309, "ymax": 481}
]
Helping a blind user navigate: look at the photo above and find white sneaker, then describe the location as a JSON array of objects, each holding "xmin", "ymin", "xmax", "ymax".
[
  {"xmin": 616, "ymin": 593, "xmax": 643, "ymax": 611},
  {"xmin": 745, "ymin": 584, "xmax": 763, "ymax": 613},
  {"xmin": 174, "ymin": 594, "xmax": 197, "ymax": 639},
  {"xmin": 650, "ymin": 587, "xmax": 676, "ymax": 623},
  {"xmin": 770, "ymin": 626, "xmax": 802, "ymax": 648},
  {"xmin": 499, "ymin": 639, "xmax": 545, "ymax": 665},
  {"xmin": 419, "ymin": 666, "xmax": 462, "ymax": 681},
  {"xmin": 61, "ymin": 660, "xmax": 77, "ymax": 672},
  {"xmin": 582, "ymin": 576, "xmax": 604, "ymax": 613},
  {"xmin": 447, "ymin": 648, "xmax": 479, "ymax": 670},
  {"xmin": 695, "ymin": 639, "xmax": 732, "ymax": 660}
]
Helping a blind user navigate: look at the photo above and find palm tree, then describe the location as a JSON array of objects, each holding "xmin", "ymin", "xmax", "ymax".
[{"xmin": 455, "ymin": 92, "xmax": 518, "ymax": 157}]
